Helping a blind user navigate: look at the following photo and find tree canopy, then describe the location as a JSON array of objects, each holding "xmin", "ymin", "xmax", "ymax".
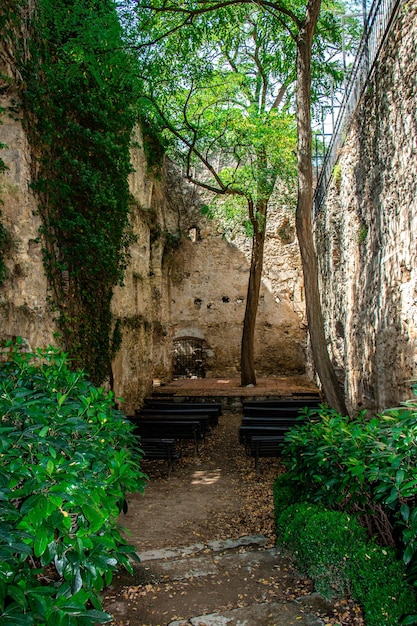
[{"xmin": 123, "ymin": 0, "xmax": 358, "ymax": 405}]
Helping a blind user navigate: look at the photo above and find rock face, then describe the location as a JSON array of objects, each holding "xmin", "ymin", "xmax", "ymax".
[
  {"xmin": 314, "ymin": 3, "xmax": 417, "ymax": 412},
  {"xmin": 0, "ymin": 92, "xmax": 57, "ymax": 351},
  {"xmin": 0, "ymin": 81, "xmax": 306, "ymax": 413},
  {"xmin": 111, "ymin": 147, "xmax": 306, "ymax": 411}
]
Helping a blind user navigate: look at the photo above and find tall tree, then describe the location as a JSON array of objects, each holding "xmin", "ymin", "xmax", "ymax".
[
  {"xmin": 131, "ymin": 0, "xmax": 352, "ymax": 412},
  {"xmin": 131, "ymin": 6, "xmax": 298, "ymax": 386}
]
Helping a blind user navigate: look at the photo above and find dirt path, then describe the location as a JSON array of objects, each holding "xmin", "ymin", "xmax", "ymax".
[
  {"xmin": 121, "ymin": 412, "xmax": 279, "ymax": 551},
  {"xmin": 103, "ymin": 411, "xmax": 364, "ymax": 626}
]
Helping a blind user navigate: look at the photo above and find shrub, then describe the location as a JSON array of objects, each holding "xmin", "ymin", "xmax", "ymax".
[
  {"xmin": 282, "ymin": 387, "xmax": 417, "ymax": 564},
  {"xmin": 273, "ymin": 473, "xmax": 304, "ymax": 520},
  {"xmin": 349, "ymin": 543, "xmax": 417, "ymax": 626},
  {"xmin": 274, "ymin": 497, "xmax": 417, "ymax": 625},
  {"xmin": 277, "ymin": 502, "xmax": 367, "ymax": 598},
  {"xmin": 0, "ymin": 341, "xmax": 147, "ymax": 625}
]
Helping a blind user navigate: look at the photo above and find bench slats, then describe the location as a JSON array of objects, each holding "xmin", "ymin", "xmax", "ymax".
[
  {"xmin": 130, "ymin": 418, "xmax": 203, "ymax": 456},
  {"xmin": 139, "ymin": 437, "xmax": 180, "ymax": 479}
]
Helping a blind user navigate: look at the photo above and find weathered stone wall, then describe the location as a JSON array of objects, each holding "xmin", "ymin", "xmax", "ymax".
[
  {"xmin": 0, "ymin": 27, "xmax": 307, "ymax": 411},
  {"xmin": 315, "ymin": 2, "xmax": 417, "ymax": 412},
  {"xmin": 0, "ymin": 93, "xmax": 57, "ymax": 351},
  {"xmin": 158, "ymin": 173, "xmax": 307, "ymax": 381},
  {"xmin": 110, "ymin": 148, "xmax": 207, "ymax": 410}
]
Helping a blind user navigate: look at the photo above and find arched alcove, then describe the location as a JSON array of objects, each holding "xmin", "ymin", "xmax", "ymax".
[{"xmin": 172, "ymin": 336, "xmax": 208, "ymax": 379}]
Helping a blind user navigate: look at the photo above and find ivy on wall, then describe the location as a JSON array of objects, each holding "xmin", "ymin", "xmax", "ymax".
[{"xmin": 11, "ymin": 0, "xmax": 142, "ymax": 384}]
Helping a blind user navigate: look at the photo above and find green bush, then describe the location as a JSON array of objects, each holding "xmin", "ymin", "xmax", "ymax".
[
  {"xmin": 0, "ymin": 341, "xmax": 147, "ymax": 625},
  {"xmin": 277, "ymin": 502, "xmax": 367, "ymax": 597},
  {"xmin": 282, "ymin": 386, "xmax": 417, "ymax": 566},
  {"xmin": 275, "ymin": 387, "xmax": 417, "ymax": 625},
  {"xmin": 274, "ymin": 495, "xmax": 417, "ymax": 625},
  {"xmin": 349, "ymin": 543, "xmax": 417, "ymax": 626},
  {"xmin": 273, "ymin": 473, "xmax": 304, "ymax": 520}
]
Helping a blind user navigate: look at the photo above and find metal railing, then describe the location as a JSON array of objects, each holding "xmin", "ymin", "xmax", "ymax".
[{"xmin": 313, "ymin": 0, "xmax": 402, "ymax": 213}]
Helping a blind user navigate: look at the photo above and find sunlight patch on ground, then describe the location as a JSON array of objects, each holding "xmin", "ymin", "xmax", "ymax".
[{"xmin": 191, "ymin": 469, "xmax": 222, "ymax": 485}]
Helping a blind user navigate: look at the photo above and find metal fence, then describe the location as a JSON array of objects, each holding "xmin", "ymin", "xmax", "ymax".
[{"xmin": 313, "ymin": 0, "xmax": 402, "ymax": 214}]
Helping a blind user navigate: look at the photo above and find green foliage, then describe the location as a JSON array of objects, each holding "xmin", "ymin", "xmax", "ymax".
[
  {"xmin": 14, "ymin": 0, "xmax": 141, "ymax": 384},
  {"xmin": 350, "ymin": 543, "xmax": 417, "ymax": 626},
  {"xmin": 281, "ymin": 386, "xmax": 417, "ymax": 570},
  {"xmin": 332, "ymin": 162, "xmax": 342, "ymax": 192},
  {"xmin": 358, "ymin": 223, "xmax": 368, "ymax": 244},
  {"xmin": 274, "ymin": 499, "xmax": 417, "ymax": 625},
  {"xmin": 0, "ymin": 340, "xmax": 146, "ymax": 625},
  {"xmin": 277, "ymin": 503, "xmax": 367, "ymax": 597},
  {"xmin": 272, "ymin": 473, "xmax": 304, "ymax": 518},
  {"xmin": 133, "ymin": 3, "xmax": 299, "ymax": 237}
]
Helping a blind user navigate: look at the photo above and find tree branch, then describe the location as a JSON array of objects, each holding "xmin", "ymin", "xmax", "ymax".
[{"xmin": 137, "ymin": 0, "xmax": 302, "ymax": 29}]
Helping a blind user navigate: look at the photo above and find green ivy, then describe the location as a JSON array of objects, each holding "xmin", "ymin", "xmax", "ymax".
[
  {"xmin": 11, "ymin": 0, "xmax": 142, "ymax": 384},
  {"xmin": 0, "ymin": 99, "xmax": 9, "ymax": 284}
]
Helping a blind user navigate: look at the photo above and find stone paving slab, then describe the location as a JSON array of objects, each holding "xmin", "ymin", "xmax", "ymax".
[
  {"xmin": 168, "ymin": 598, "xmax": 325, "ymax": 625},
  {"xmin": 148, "ymin": 546, "xmax": 284, "ymax": 581},
  {"xmin": 138, "ymin": 535, "xmax": 269, "ymax": 563},
  {"xmin": 106, "ymin": 535, "xmax": 334, "ymax": 625}
]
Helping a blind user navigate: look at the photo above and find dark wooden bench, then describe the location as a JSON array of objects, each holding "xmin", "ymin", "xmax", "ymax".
[
  {"xmin": 139, "ymin": 438, "xmax": 180, "ymax": 478},
  {"xmin": 239, "ymin": 424, "xmax": 291, "ymax": 447},
  {"xmin": 137, "ymin": 407, "xmax": 219, "ymax": 428},
  {"xmin": 242, "ymin": 400, "xmax": 320, "ymax": 413},
  {"xmin": 249, "ymin": 436, "xmax": 286, "ymax": 472},
  {"xmin": 242, "ymin": 405, "xmax": 318, "ymax": 419},
  {"xmin": 143, "ymin": 399, "xmax": 223, "ymax": 416},
  {"xmin": 134, "ymin": 412, "xmax": 212, "ymax": 439},
  {"xmin": 241, "ymin": 416, "xmax": 306, "ymax": 428},
  {"xmin": 130, "ymin": 418, "xmax": 204, "ymax": 456}
]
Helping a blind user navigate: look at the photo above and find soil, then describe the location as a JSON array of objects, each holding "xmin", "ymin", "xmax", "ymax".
[{"xmin": 103, "ymin": 410, "xmax": 365, "ymax": 626}]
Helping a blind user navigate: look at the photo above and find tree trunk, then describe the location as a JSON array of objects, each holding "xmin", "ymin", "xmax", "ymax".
[
  {"xmin": 295, "ymin": 1, "xmax": 348, "ymax": 415},
  {"xmin": 240, "ymin": 208, "xmax": 267, "ymax": 387}
]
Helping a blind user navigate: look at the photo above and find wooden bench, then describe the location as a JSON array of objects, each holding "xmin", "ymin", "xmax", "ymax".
[
  {"xmin": 240, "ymin": 416, "xmax": 307, "ymax": 429},
  {"xmin": 249, "ymin": 436, "xmax": 286, "ymax": 472},
  {"xmin": 144, "ymin": 399, "xmax": 223, "ymax": 416},
  {"xmin": 137, "ymin": 407, "xmax": 219, "ymax": 428},
  {"xmin": 134, "ymin": 412, "xmax": 212, "ymax": 439},
  {"xmin": 130, "ymin": 418, "xmax": 204, "ymax": 456},
  {"xmin": 239, "ymin": 424, "xmax": 290, "ymax": 447},
  {"xmin": 139, "ymin": 438, "xmax": 180, "ymax": 478},
  {"xmin": 242, "ymin": 400, "xmax": 320, "ymax": 414},
  {"xmin": 242, "ymin": 406, "xmax": 318, "ymax": 419}
]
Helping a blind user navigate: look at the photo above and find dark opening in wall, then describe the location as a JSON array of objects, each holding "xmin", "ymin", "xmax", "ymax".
[
  {"xmin": 173, "ymin": 337, "xmax": 206, "ymax": 379},
  {"xmin": 188, "ymin": 226, "xmax": 200, "ymax": 242},
  {"xmin": 222, "ymin": 296, "xmax": 230, "ymax": 303}
]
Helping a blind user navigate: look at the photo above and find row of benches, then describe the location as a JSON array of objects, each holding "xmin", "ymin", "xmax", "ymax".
[
  {"xmin": 128, "ymin": 395, "xmax": 321, "ymax": 475},
  {"xmin": 239, "ymin": 397, "xmax": 321, "ymax": 471},
  {"xmin": 128, "ymin": 400, "xmax": 223, "ymax": 477}
]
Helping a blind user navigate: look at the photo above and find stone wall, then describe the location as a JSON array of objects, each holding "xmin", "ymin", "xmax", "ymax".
[
  {"xmin": 166, "ymin": 200, "xmax": 306, "ymax": 380},
  {"xmin": 0, "ymin": 92, "xmax": 57, "ymax": 351},
  {"xmin": 0, "ymin": 24, "xmax": 307, "ymax": 411},
  {"xmin": 315, "ymin": 2, "xmax": 417, "ymax": 412}
]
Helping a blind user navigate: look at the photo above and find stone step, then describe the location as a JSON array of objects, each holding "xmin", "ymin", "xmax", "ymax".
[
  {"xmin": 169, "ymin": 596, "xmax": 329, "ymax": 626},
  {"xmin": 117, "ymin": 535, "xmax": 332, "ymax": 626},
  {"xmin": 138, "ymin": 534, "xmax": 269, "ymax": 563}
]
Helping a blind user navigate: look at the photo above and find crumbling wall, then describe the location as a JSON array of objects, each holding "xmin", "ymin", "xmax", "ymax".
[
  {"xmin": 0, "ymin": 21, "xmax": 307, "ymax": 410},
  {"xmin": 315, "ymin": 2, "xmax": 417, "ymax": 412},
  {"xmin": 167, "ymin": 204, "xmax": 306, "ymax": 380}
]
